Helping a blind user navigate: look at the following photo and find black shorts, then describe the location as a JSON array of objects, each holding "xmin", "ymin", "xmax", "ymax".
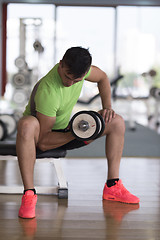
[
  {"xmin": 52, "ymin": 129, "xmax": 89, "ymax": 150},
  {"xmin": 60, "ymin": 139, "xmax": 88, "ymax": 150}
]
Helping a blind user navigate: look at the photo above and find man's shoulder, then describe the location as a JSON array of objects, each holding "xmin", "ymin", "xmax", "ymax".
[
  {"xmin": 39, "ymin": 64, "xmax": 61, "ymax": 88},
  {"xmin": 42, "ymin": 63, "xmax": 59, "ymax": 80}
]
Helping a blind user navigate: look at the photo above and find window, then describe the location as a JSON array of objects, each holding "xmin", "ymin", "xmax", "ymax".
[
  {"xmin": 56, "ymin": 6, "xmax": 115, "ymax": 77},
  {"xmin": 7, "ymin": 4, "xmax": 55, "ymax": 79},
  {"xmin": 117, "ymin": 6, "xmax": 160, "ymax": 91},
  {"xmin": 56, "ymin": 6, "xmax": 115, "ymax": 110}
]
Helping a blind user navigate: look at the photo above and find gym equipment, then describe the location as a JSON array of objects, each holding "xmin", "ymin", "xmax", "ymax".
[
  {"xmin": 150, "ymin": 87, "xmax": 160, "ymax": 100},
  {"xmin": 12, "ymin": 72, "xmax": 27, "ymax": 87},
  {"xmin": 70, "ymin": 110, "xmax": 105, "ymax": 141},
  {"xmin": 149, "ymin": 87, "xmax": 160, "ymax": 131},
  {"xmin": 148, "ymin": 69, "xmax": 157, "ymax": 77},
  {"xmin": 15, "ymin": 56, "xmax": 27, "ymax": 70},
  {"xmin": 12, "ymin": 89, "xmax": 28, "ymax": 105},
  {"xmin": 13, "ymin": 110, "xmax": 23, "ymax": 122},
  {"xmin": 0, "ymin": 141, "xmax": 68, "ymax": 199},
  {"xmin": 155, "ymin": 89, "xmax": 160, "ymax": 99},
  {"xmin": 33, "ymin": 40, "xmax": 44, "ymax": 53},
  {"xmin": 78, "ymin": 74, "xmax": 123, "ymax": 105},
  {"xmin": 0, "ymin": 114, "xmax": 17, "ymax": 137},
  {"xmin": 0, "ymin": 120, "xmax": 8, "ymax": 141},
  {"xmin": 90, "ymin": 111, "xmax": 105, "ymax": 138}
]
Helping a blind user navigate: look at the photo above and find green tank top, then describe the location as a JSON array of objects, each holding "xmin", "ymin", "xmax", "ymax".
[{"xmin": 23, "ymin": 63, "xmax": 91, "ymax": 130}]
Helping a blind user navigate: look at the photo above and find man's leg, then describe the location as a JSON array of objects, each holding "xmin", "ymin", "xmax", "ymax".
[
  {"xmin": 86, "ymin": 114, "xmax": 124, "ymax": 179},
  {"xmin": 103, "ymin": 114, "xmax": 125, "ymax": 180},
  {"xmin": 16, "ymin": 116, "xmax": 40, "ymax": 218},
  {"xmin": 87, "ymin": 114, "xmax": 139, "ymax": 204},
  {"xmin": 16, "ymin": 116, "xmax": 40, "ymax": 189}
]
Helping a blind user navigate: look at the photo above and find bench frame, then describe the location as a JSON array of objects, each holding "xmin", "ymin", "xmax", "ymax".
[{"xmin": 0, "ymin": 155, "xmax": 68, "ymax": 199}]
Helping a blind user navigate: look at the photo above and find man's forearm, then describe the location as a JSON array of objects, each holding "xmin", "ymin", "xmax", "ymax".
[{"xmin": 37, "ymin": 131, "xmax": 75, "ymax": 151}]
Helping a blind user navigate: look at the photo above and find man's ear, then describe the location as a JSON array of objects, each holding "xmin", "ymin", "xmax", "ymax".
[{"xmin": 59, "ymin": 60, "xmax": 63, "ymax": 67}]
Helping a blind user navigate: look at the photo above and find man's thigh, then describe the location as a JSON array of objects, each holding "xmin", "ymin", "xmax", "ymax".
[{"xmin": 17, "ymin": 115, "xmax": 40, "ymax": 144}]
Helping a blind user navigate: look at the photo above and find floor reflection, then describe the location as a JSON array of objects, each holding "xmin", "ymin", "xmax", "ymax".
[
  {"xmin": 18, "ymin": 198, "xmax": 68, "ymax": 239},
  {"xmin": 103, "ymin": 200, "xmax": 139, "ymax": 222},
  {"xmin": 103, "ymin": 200, "xmax": 140, "ymax": 240},
  {"xmin": 19, "ymin": 217, "xmax": 37, "ymax": 238}
]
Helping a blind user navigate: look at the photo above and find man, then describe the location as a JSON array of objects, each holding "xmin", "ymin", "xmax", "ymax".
[{"xmin": 17, "ymin": 47, "xmax": 139, "ymax": 219}]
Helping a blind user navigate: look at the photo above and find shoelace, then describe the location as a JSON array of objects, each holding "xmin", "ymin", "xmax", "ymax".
[{"xmin": 116, "ymin": 181, "xmax": 131, "ymax": 195}]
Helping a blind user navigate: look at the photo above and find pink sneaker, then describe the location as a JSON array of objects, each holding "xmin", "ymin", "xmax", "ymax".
[
  {"xmin": 18, "ymin": 190, "xmax": 37, "ymax": 218},
  {"xmin": 103, "ymin": 179, "xmax": 140, "ymax": 204}
]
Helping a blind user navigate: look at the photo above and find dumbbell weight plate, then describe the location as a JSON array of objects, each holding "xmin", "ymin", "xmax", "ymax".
[
  {"xmin": 12, "ymin": 89, "xmax": 27, "ymax": 105},
  {"xmin": 0, "ymin": 120, "xmax": 8, "ymax": 141},
  {"xmin": 12, "ymin": 73, "xmax": 26, "ymax": 87},
  {"xmin": 150, "ymin": 87, "xmax": 157, "ymax": 97},
  {"xmin": 0, "ymin": 114, "xmax": 17, "ymax": 137},
  {"xmin": 155, "ymin": 88, "xmax": 160, "ymax": 99},
  {"xmin": 70, "ymin": 111, "xmax": 100, "ymax": 141},
  {"xmin": 15, "ymin": 56, "xmax": 27, "ymax": 69},
  {"xmin": 89, "ymin": 111, "xmax": 105, "ymax": 138}
]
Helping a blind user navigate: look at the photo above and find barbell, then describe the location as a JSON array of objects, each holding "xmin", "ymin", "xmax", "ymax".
[{"xmin": 70, "ymin": 110, "xmax": 105, "ymax": 141}]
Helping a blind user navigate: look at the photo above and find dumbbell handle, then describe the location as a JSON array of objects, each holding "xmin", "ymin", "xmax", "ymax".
[{"xmin": 78, "ymin": 120, "xmax": 89, "ymax": 132}]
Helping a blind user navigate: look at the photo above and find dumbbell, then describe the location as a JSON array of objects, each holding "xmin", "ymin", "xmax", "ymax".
[{"xmin": 70, "ymin": 110, "xmax": 105, "ymax": 141}]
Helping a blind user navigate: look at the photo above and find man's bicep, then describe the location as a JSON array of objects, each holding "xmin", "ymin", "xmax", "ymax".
[
  {"xmin": 85, "ymin": 65, "xmax": 107, "ymax": 83},
  {"xmin": 36, "ymin": 111, "xmax": 56, "ymax": 133}
]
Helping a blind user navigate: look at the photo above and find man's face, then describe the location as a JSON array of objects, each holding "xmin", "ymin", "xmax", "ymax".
[{"xmin": 58, "ymin": 61, "xmax": 86, "ymax": 87}]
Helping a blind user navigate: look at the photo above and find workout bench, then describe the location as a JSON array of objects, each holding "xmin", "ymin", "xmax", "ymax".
[{"xmin": 0, "ymin": 141, "xmax": 68, "ymax": 199}]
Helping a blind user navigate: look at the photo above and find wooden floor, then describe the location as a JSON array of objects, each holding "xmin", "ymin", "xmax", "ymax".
[{"xmin": 0, "ymin": 157, "xmax": 160, "ymax": 240}]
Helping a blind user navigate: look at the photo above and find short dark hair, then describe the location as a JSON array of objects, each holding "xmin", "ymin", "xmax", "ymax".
[{"xmin": 62, "ymin": 47, "xmax": 92, "ymax": 78}]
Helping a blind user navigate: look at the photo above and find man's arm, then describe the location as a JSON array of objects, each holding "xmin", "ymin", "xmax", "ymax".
[
  {"xmin": 85, "ymin": 65, "xmax": 116, "ymax": 122},
  {"xmin": 36, "ymin": 112, "xmax": 75, "ymax": 151}
]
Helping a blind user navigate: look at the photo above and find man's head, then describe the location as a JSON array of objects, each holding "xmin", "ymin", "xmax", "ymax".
[{"xmin": 58, "ymin": 47, "xmax": 92, "ymax": 87}]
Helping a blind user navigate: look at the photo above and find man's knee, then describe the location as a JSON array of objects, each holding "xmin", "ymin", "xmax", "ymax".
[
  {"xmin": 114, "ymin": 115, "xmax": 125, "ymax": 134},
  {"xmin": 17, "ymin": 116, "xmax": 40, "ymax": 140},
  {"xmin": 104, "ymin": 114, "xmax": 125, "ymax": 135}
]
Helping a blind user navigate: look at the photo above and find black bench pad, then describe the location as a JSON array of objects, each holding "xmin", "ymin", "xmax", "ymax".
[{"xmin": 0, "ymin": 141, "xmax": 67, "ymax": 158}]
